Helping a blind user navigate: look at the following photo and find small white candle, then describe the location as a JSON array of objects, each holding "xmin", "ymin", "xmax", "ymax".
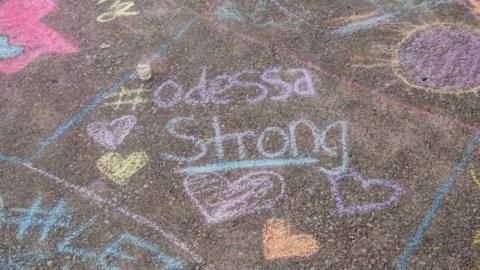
[{"xmin": 136, "ymin": 56, "xmax": 152, "ymax": 81}]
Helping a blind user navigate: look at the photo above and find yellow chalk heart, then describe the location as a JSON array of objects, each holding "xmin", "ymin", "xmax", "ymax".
[{"xmin": 97, "ymin": 152, "xmax": 148, "ymax": 184}]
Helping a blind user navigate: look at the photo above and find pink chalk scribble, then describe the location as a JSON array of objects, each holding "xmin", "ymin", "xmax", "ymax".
[{"xmin": 0, "ymin": 0, "xmax": 78, "ymax": 74}]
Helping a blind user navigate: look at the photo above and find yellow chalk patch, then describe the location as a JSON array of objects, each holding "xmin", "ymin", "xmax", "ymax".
[
  {"xmin": 263, "ymin": 218, "xmax": 319, "ymax": 260},
  {"xmin": 96, "ymin": 0, "xmax": 139, "ymax": 23},
  {"xmin": 470, "ymin": 169, "xmax": 480, "ymax": 189},
  {"xmin": 97, "ymin": 152, "xmax": 148, "ymax": 184},
  {"xmin": 474, "ymin": 228, "xmax": 480, "ymax": 245},
  {"xmin": 103, "ymin": 85, "xmax": 150, "ymax": 111},
  {"xmin": 99, "ymin": 42, "xmax": 111, "ymax": 49}
]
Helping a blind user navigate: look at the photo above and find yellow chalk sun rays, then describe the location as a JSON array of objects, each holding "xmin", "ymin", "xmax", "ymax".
[{"xmin": 350, "ymin": 19, "xmax": 480, "ymax": 95}]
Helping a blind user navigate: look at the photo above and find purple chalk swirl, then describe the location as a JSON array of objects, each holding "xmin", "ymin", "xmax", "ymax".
[{"xmin": 395, "ymin": 24, "xmax": 480, "ymax": 93}]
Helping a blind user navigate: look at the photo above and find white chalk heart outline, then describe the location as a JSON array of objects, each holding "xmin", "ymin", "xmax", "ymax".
[
  {"xmin": 86, "ymin": 115, "xmax": 137, "ymax": 150},
  {"xmin": 184, "ymin": 170, "xmax": 285, "ymax": 224},
  {"xmin": 328, "ymin": 169, "xmax": 403, "ymax": 216}
]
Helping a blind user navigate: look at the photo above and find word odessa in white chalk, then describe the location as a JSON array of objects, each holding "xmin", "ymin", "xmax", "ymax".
[
  {"xmin": 152, "ymin": 66, "xmax": 316, "ymax": 108},
  {"xmin": 163, "ymin": 116, "xmax": 349, "ymax": 176}
]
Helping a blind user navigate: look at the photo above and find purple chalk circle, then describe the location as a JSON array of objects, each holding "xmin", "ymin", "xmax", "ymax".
[
  {"xmin": 183, "ymin": 170, "xmax": 285, "ymax": 224},
  {"xmin": 393, "ymin": 24, "xmax": 480, "ymax": 94},
  {"xmin": 86, "ymin": 115, "xmax": 137, "ymax": 150},
  {"xmin": 328, "ymin": 169, "xmax": 402, "ymax": 216}
]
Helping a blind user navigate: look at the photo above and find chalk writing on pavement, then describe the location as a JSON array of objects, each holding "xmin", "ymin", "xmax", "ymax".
[
  {"xmin": 165, "ymin": 116, "xmax": 402, "ymax": 222},
  {"xmin": 0, "ymin": 196, "xmax": 186, "ymax": 270},
  {"xmin": 152, "ymin": 66, "xmax": 316, "ymax": 109},
  {"xmin": 94, "ymin": 0, "xmax": 140, "ymax": 23}
]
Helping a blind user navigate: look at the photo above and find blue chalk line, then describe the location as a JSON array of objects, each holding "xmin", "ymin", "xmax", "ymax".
[
  {"xmin": 25, "ymin": 16, "xmax": 198, "ymax": 162},
  {"xmin": 28, "ymin": 72, "xmax": 136, "ymax": 162},
  {"xmin": 177, "ymin": 157, "xmax": 319, "ymax": 174},
  {"xmin": 333, "ymin": 0, "xmax": 451, "ymax": 35},
  {"xmin": 0, "ymin": 153, "xmax": 19, "ymax": 164},
  {"xmin": 214, "ymin": 0, "xmax": 243, "ymax": 22},
  {"xmin": 396, "ymin": 131, "xmax": 479, "ymax": 270},
  {"xmin": 333, "ymin": 13, "xmax": 399, "ymax": 34}
]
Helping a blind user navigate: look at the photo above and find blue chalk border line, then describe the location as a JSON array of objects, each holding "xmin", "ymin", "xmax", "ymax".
[{"xmin": 396, "ymin": 131, "xmax": 479, "ymax": 269}]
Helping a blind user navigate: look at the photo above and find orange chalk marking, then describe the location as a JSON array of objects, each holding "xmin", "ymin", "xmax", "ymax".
[
  {"xmin": 467, "ymin": 0, "xmax": 480, "ymax": 14},
  {"xmin": 263, "ymin": 218, "xmax": 319, "ymax": 260}
]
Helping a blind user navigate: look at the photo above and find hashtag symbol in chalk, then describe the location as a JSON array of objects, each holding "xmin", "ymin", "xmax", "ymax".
[
  {"xmin": 6, "ymin": 197, "xmax": 73, "ymax": 242},
  {"xmin": 103, "ymin": 85, "xmax": 151, "ymax": 111}
]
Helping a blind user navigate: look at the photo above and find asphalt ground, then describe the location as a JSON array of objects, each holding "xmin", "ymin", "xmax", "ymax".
[{"xmin": 1, "ymin": 0, "xmax": 480, "ymax": 269}]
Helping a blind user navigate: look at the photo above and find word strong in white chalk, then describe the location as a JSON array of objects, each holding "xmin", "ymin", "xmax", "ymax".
[
  {"xmin": 152, "ymin": 66, "xmax": 316, "ymax": 109},
  {"xmin": 161, "ymin": 116, "xmax": 350, "ymax": 176}
]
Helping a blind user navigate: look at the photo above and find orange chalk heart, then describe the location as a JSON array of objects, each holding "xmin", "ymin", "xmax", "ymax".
[
  {"xmin": 467, "ymin": 0, "xmax": 480, "ymax": 14},
  {"xmin": 263, "ymin": 218, "xmax": 319, "ymax": 260}
]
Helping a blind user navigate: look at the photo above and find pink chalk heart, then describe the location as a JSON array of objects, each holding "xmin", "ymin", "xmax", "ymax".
[
  {"xmin": 0, "ymin": 0, "xmax": 78, "ymax": 74},
  {"xmin": 184, "ymin": 171, "xmax": 285, "ymax": 224},
  {"xmin": 86, "ymin": 115, "xmax": 137, "ymax": 150},
  {"xmin": 328, "ymin": 169, "xmax": 402, "ymax": 216}
]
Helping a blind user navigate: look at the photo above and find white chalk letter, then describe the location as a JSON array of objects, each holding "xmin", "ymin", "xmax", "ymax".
[
  {"xmin": 288, "ymin": 119, "xmax": 323, "ymax": 157},
  {"xmin": 161, "ymin": 117, "xmax": 207, "ymax": 162},
  {"xmin": 257, "ymin": 127, "xmax": 290, "ymax": 158},
  {"xmin": 261, "ymin": 67, "xmax": 292, "ymax": 101},
  {"xmin": 319, "ymin": 121, "xmax": 350, "ymax": 176},
  {"xmin": 288, "ymin": 68, "xmax": 316, "ymax": 96},
  {"xmin": 153, "ymin": 80, "xmax": 183, "ymax": 109}
]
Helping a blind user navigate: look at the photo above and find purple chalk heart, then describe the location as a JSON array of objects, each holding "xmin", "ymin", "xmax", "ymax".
[
  {"xmin": 184, "ymin": 171, "xmax": 285, "ymax": 224},
  {"xmin": 86, "ymin": 115, "xmax": 137, "ymax": 150},
  {"xmin": 329, "ymin": 169, "xmax": 402, "ymax": 216}
]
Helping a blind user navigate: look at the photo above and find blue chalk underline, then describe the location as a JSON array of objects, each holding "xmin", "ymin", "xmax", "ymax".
[
  {"xmin": 176, "ymin": 158, "xmax": 319, "ymax": 174},
  {"xmin": 396, "ymin": 131, "xmax": 480, "ymax": 270}
]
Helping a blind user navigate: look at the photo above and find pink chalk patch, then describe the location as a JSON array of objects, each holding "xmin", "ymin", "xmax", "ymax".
[{"xmin": 0, "ymin": 0, "xmax": 78, "ymax": 74}]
